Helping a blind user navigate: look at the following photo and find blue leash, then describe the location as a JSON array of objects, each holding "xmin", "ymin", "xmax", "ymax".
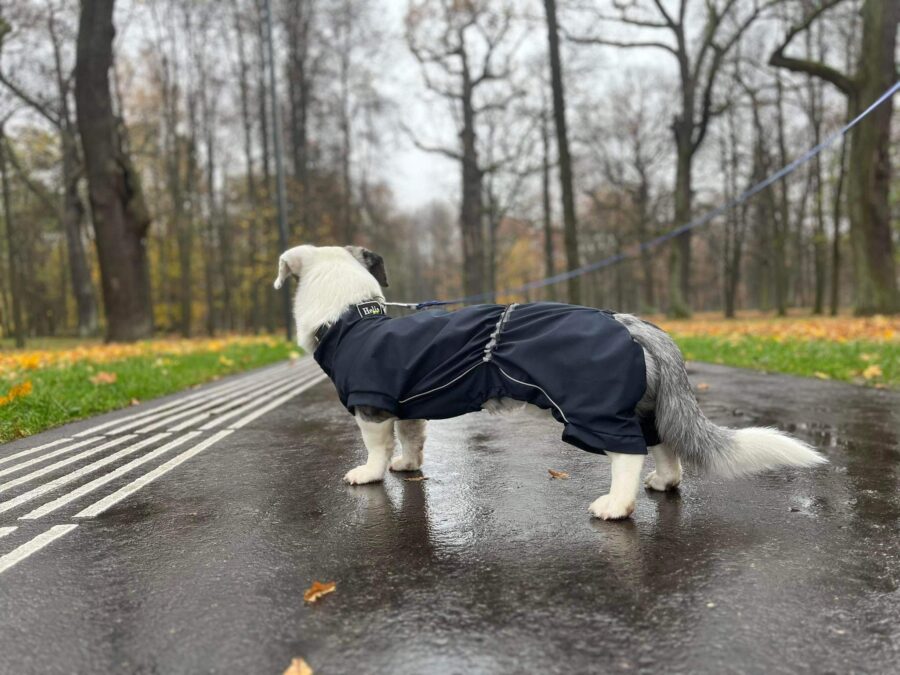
[{"xmin": 387, "ymin": 79, "xmax": 900, "ymax": 312}]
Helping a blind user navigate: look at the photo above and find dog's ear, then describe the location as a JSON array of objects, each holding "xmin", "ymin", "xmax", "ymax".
[
  {"xmin": 345, "ymin": 246, "xmax": 389, "ymax": 287},
  {"xmin": 273, "ymin": 247, "xmax": 305, "ymax": 289}
]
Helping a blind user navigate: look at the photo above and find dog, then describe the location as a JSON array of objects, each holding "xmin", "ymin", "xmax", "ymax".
[{"xmin": 274, "ymin": 244, "xmax": 827, "ymax": 520}]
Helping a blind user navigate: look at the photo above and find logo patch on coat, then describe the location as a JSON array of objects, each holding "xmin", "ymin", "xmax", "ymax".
[{"xmin": 356, "ymin": 301, "xmax": 385, "ymax": 318}]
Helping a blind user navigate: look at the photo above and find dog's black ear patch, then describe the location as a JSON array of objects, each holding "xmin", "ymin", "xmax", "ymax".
[
  {"xmin": 346, "ymin": 246, "xmax": 389, "ymax": 287},
  {"xmin": 356, "ymin": 301, "xmax": 385, "ymax": 318}
]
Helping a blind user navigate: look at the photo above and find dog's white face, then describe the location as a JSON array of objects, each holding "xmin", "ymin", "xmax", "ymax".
[{"xmin": 273, "ymin": 245, "xmax": 389, "ymax": 352}]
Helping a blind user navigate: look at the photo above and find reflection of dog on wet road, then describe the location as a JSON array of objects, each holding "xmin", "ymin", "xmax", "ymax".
[{"xmin": 275, "ymin": 245, "xmax": 826, "ymax": 521}]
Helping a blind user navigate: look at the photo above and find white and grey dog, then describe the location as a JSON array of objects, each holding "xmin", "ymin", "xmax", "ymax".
[{"xmin": 275, "ymin": 244, "xmax": 826, "ymax": 520}]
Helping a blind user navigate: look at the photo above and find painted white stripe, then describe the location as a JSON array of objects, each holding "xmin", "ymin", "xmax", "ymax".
[
  {"xmin": 0, "ymin": 436, "xmax": 104, "ymax": 479},
  {"xmin": 0, "ymin": 437, "xmax": 71, "ymax": 468},
  {"xmin": 134, "ymin": 364, "xmax": 309, "ymax": 434},
  {"xmin": 21, "ymin": 432, "xmax": 202, "ymax": 520},
  {"xmin": 0, "ymin": 434, "xmax": 170, "ymax": 515},
  {"xmin": 229, "ymin": 374, "xmax": 327, "ymax": 430},
  {"xmin": 72, "ymin": 361, "xmax": 296, "ymax": 438},
  {"xmin": 74, "ymin": 430, "xmax": 235, "ymax": 519},
  {"xmin": 0, "ymin": 526, "xmax": 16, "ymax": 539},
  {"xmin": 0, "ymin": 524, "xmax": 78, "ymax": 576},
  {"xmin": 199, "ymin": 372, "xmax": 322, "ymax": 431},
  {"xmin": 0, "ymin": 435, "xmax": 135, "ymax": 494}
]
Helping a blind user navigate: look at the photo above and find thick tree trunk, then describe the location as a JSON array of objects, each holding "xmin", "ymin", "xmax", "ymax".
[
  {"xmin": 543, "ymin": 0, "xmax": 580, "ymax": 305},
  {"xmin": 459, "ymin": 71, "xmax": 485, "ymax": 299},
  {"xmin": 846, "ymin": 0, "xmax": 898, "ymax": 315},
  {"xmin": 75, "ymin": 0, "xmax": 153, "ymax": 342},
  {"xmin": 540, "ymin": 108, "xmax": 555, "ymax": 301},
  {"xmin": 668, "ymin": 143, "xmax": 692, "ymax": 317}
]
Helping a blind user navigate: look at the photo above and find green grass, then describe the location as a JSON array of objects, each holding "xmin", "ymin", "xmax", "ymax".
[
  {"xmin": 674, "ymin": 335, "xmax": 900, "ymax": 389},
  {"xmin": 0, "ymin": 340, "xmax": 294, "ymax": 442}
]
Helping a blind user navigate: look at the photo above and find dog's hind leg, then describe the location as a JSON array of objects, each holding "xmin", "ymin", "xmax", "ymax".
[
  {"xmin": 391, "ymin": 419, "xmax": 427, "ymax": 472},
  {"xmin": 344, "ymin": 416, "xmax": 396, "ymax": 485},
  {"xmin": 589, "ymin": 452, "xmax": 645, "ymax": 520},
  {"xmin": 644, "ymin": 444, "xmax": 682, "ymax": 491}
]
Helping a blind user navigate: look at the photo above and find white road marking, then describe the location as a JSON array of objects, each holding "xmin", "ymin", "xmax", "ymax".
[
  {"xmin": 0, "ymin": 526, "xmax": 16, "ymax": 539},
  {"xmin": 72, "ymin": 362, "xmax": 295, "ymax": 438},
  {"xmin": 0, "ymin": 524, "xmax": 78, "ymax": 576},
  {"xmin": 20, "ymin": 432, "xmax": 202, "ymax": 520},
  {"xmin": 0, "ymin": 434, "xmax": 170, "ymax": 516},
  {"xmin": 198, "ymin": 371, "xmax": 322, "ymax": 431},
  {"xmin": 229, "ymin": 373, "xmax": 327, "ymax": 429},
  {"xmin": 134, "ymin": 364, "xmax": 309, "ymax": 434},
  {"xmin": 0, "ymin": 435, "xmax": 135, "ymax": 494},
  {"xmin": 74, "ymin": 430, "xmax": 235, "ymax": 519},
  {"xmin": 0, "ymin": 438, "xmax": 71, "ymax": 468},
  {"xmin": 0, "ymin": 436, "xmax": 105, "ymax": 480}
]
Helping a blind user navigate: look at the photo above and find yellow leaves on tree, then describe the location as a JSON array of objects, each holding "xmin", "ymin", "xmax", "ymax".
[
  {"xmin": 0, "ymin": 381, "xmax": 32, "ymax": 406},
  {"xmin": 303, "ymin": 581, "xmax": 336, "ymax": 604},
  {"xmin": 90, "ymin": 371, "xmax": 117, "ymax": 385},
  {"xmin": 283, "ymin": 658, "xmax": 314, "ymax": 675}
]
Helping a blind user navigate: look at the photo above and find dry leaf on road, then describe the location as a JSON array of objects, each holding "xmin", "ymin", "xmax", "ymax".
[
  {"xmin": 548, "ymin": 469, "xmax": 569, "ymax": 480},
  {"xmin": 304, "ymin": 581, "xmax": 336, "ymax": 604},
  {"xmin": 284, "ymin": 657, "xmax": 313, "ymax": 675},
  {"xmin": 696, "ymin": 383, "xmax": 710, "ymax": 391},
  {"xmin": 403, "ymin": 476, "xmax": 429, "ymax": 482},
  {"xmin": 90, "ymin": 371, "xmax": 117, "ymax": 385}
]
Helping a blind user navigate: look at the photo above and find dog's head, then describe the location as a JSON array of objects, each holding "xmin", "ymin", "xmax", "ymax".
[{"xmin": 273, "ymin": 245, "xmax": 389, "ymax": 290}]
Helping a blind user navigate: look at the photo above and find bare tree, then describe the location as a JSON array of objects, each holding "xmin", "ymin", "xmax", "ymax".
[
  {"xmin": 0, "ymin": 120, "xmax": 23, "ymax": 346},
  {"xmin": 543, "ymin": 0, "xmax": 579, "ymax": 304},
  {"xmin": 405, "ymin": 0, "xmax": 521, "ymax": 299},
  {"xmin": 75, "ymin": 0, "xmax": 153, "ymax": 341},
  {"xmin": 0, "ymin": 3, "xmax": 98, "ymax": 336},
  {"xmin": 770, "ymin": 0, "xmax": 899, "ymax": 314},
  {"xmin": 571, "ymin": 0, "xmax": 775, "ymax": 316}
]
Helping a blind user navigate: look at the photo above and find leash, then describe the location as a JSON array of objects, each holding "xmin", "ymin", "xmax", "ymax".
[{"xmin": 384, "ymin": 79, "xmax": 900, "ymax": 312}]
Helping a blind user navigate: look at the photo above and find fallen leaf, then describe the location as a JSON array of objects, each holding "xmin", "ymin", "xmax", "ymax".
[
  {"xmin": 284, "ymin": 658, "xmax": 313, "ymax": 675},
  {"xmin": 403, "ymin": 476, "xmax": 429, "ymax": 482},
  {"xmin": 130, "ymin": 398, "xmax": 141, "ymax": 406},
  {"xmin": 548, "ymin": 469, "xmax": 569, "ymax": 480},
  {"xmin": 861, "ymin": 364, "xmax": 883, "ymax": 380},
  {"xmin": 813, "ymin": 372, "xmax": 831, "ymax": 380},
  {"xmin": 0, "ymin": 380, "xmax": 32, "ymax": 406},
  {"xmin": 304, "ymin": 580, "xmax": 336, "ymax": 604},
  {"xmin": 289, "ymin": 350, "xmax": 301, "ymax": 361},
  {"xmin": 89, "ymin": 371, "xmax": 117, "ymax": 385},
  {"xmin": 696, "ymin": 383, "xmax": 710, "ymax": 391},
  {"xmin": 218, "ymin": 355, "xmax": 234, "ymax": 367}
]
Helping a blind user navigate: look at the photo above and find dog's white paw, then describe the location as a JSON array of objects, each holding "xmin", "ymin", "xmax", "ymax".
[
  {"xmin": 644, "ymin": 470, "xmax": 681, "ymax": 492},
  {"xmin": 389, "ymin": 456, "xmax": 422, "ymax": 472},
  {"xmin": 588, "ymin": 494, "xmax": 634, "ymax": 520},
  {"xmin": 343, "ymin": 465, "xmax": 384, "ymax": 485}
]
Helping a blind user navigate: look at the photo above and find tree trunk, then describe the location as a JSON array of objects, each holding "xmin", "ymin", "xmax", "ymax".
[
  {"xmin": 75, "ymin": 0, "xmax": 153, "ymax": 342},
  {"xmin": 0, "ymin": 128, "xmax": 24, "ymax": 347},
  {"xmin": 830, "ymin": 133, "xmax": 848, "ymax": 316},
  {"xmin": 668, "ymin": 141, "xmax": 692, "ymax": 317},
  {"xmin": 540, "ymin": 108, "xmax": 555, "ymax": 301},
  {"xmin": 543, "ymin": 0, "xmax": 580, "ymax": 305},
  {"xmin": 459, "ymin": 67, "xmax": 485, "ymax": 299},
  {"xmin": 60, "ymin": 130, "xmax": 98, "ymax": 336},
  {"xmin": 846, "ymin": 0, "xmax": 898, "ymax": 314}
]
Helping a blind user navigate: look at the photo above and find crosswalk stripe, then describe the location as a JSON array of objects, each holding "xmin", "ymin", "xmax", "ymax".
[
  {"xmin": 198, "ymin": 371, "xmax": 322, "ymax": 431},
  {"xmin": 229, "ymin": 374, "xmax": 327, "ymax": 430},
  {"xmin": 0, "ymin": 436, "xmax": 104, "ymax": 480},
  {"xmin": 0, "ymin": 526, "xmax": 16, "ymax": 539},
  {"xmin": 0, "ymin": 438, "xmax": 71, "ymax": 468},
  {"xmin": 20, "ymin": 432, "xmax": 202, "ymax": 520},
  {"xmin": 74, "ymin": 430, "xmax": 235, "ymax": 519},
  {"xmin": 0, "ymin": 525, "xmax": 78, "ymax": 576}
]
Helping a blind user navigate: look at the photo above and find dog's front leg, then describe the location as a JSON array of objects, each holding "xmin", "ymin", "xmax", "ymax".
[
  {"xmin": 391, "ymin": 419, "xmax": 427, "ymax": 472},
  {"xmin": 589, "ymin": 451, "xmax": 645, "ymax": 520},
  {"xmin": 344, "ymin": 416, "xmax": 395, "ymax": 485}
]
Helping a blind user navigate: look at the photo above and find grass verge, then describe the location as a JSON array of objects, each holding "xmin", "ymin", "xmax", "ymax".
[{"xmin": 0, "ymin": 336, "xmax": 294, "ymax": 443}]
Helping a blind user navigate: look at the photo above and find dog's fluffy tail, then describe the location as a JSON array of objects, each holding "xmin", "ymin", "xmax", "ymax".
[{"xmin": 614, "ymin": 314, "xmax": 827, "ymax": 478}]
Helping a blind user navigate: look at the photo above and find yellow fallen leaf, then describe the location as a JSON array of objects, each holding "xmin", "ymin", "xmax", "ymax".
[
  {"xmin": 696, "ymin": 383, "xmax": 710, "ymax": 391},
  {"xmin": 130, "ymin": 398, "xmax": 141, "ymax": 406},
  {"xmin": 861, "ymin": 365, "xmax": 882, "ymax": 380},
  {"xmin": 548, "ymin": 469, "xmax": 569, "ymax": 480},
  {"xmin": 859, "ymin": 353, "xmax": 874, "ymax": 362},
  {"xmin": 0, "ymin": 380, "xmax": 32, "ymax": 406},
  {"xmin": 289, "ymin": 350, "xmax": 301, "ymax": 361},
  {"xmin": 219, "ymin": 355, "xmax": 235, "ymax": 367},
  {"xmin": 284, "ymin": 658, "xmax": 313, "ymax": 675},
  {"xmin": 403, "ymin": 476, "xmax": 429, "ymax": 482},
  {"xmin": 304, "ymin": 581, "xmax": 336, "ymax": 604},
  {"xmin": 813, "ymin": 372, "xmax": 830, "ymax": 380},
  {"xmin": 90, "ymin": 371, "xmax": 117, "ymax": 385}
]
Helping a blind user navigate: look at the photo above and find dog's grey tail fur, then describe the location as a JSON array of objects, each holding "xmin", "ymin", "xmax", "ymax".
[{"xmin": 614, "ymin": 314, "xmax": 827, "ymax": 477}]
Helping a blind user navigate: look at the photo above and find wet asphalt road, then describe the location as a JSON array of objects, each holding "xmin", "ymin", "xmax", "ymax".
[{"xmin": 0, "ymin": 359, "xmax": 898, "ymax": 675}]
